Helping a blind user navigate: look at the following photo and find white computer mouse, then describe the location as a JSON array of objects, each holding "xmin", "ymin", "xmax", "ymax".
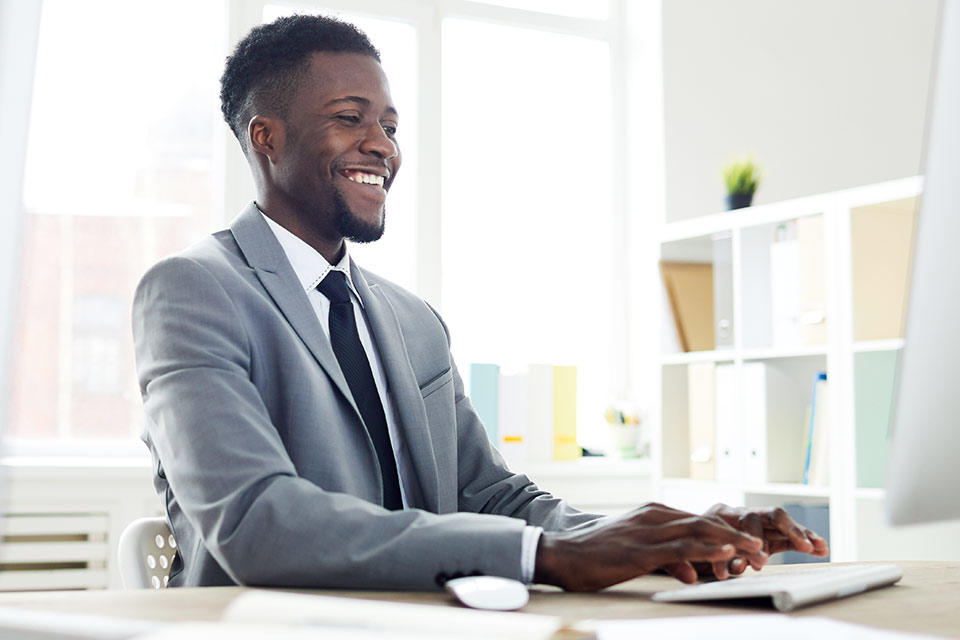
[{"xmin": 444, "ymin": 575, "xmax": 530, "ymax": 611}]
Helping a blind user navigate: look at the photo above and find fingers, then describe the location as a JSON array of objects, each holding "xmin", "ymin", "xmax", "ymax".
[
  {"xmin": 711, "ymin": 559, "xmax": 729, "ymax": 580},
  {"xmin": 705, "ymin": 504, "xmax": 830, "ymax": 559},
  {"xmin": 643, "ymin": 517, "xmax": 764, "ymax": 555},
  {"xmin": 630, "ymin": 502, "xmax": 699, "ymax": 526},
  {"xmin": 646, "ymin": 540, "xmax": 737, "ymax": 569},
  {"xmin": 766, "ymin": 507, "xmax": 814, "ymax": 553},
  {"xmin": 729, "ymin": 557, "xmax": 748, "ymax": 575},
  {"xmin": 806, "ymin": 528, "xmax": 831, "ymax": 556},
  {"xmin": 662, "ymin": 561, "xmax": 698, "ymax": 584}
]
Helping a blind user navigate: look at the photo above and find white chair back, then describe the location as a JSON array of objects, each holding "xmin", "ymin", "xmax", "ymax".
[{"xmin": 117, "ymin": 517, "xmax": 176, "ymax": 589}]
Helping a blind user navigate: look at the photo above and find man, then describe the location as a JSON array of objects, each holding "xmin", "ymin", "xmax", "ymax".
[{"xmin": 132, "ymin": 14, "xmax": 827, "ymax": 591}]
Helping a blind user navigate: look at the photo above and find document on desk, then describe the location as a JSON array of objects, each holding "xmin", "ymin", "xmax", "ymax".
[
  {"xmin": 584, "ymin": 615, "xmax": 943, "ymax": 640},
  {"xmin": 134, "ymin": 621, "xmax": 448, "ymax": 640},
  {"xmin": 219, "ymin": 590, "xmax": 561, "ymax": 639}
]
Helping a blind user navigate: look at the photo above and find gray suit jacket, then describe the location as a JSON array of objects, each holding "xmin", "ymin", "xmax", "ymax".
[{"xmin": 132, "ymin": 204, "xmax": 600, "ymax": 589}]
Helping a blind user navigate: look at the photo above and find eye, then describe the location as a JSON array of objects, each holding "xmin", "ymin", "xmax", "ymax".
[
  {"xmin": 335, "ymin": 113, "xmax": 361, "ymax": 125},
  {"xmin": 382, "ymin": 123, "xmax": 398, "ymax": 136}
]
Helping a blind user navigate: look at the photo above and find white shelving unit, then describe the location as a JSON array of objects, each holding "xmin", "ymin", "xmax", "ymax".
[{"xmin": 653, "ymin": 176, "xmax": 960, "ymax": 562}]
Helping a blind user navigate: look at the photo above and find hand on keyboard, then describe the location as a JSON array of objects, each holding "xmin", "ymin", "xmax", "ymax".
[
  {"xmin": 533, "ymin": 502, "xmax": 765, "ymax": 592},
  {"xmin": 666, "ymin": 504, "xmax": 830, "ymax": 583}
]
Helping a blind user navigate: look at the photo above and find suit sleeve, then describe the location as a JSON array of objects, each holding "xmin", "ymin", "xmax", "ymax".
[
  {"xmin": 422, "ymin": 306, "xmax": 607, "ymax": 532},
  {"xmin": 133, "ymin": 256, "xmax": 530, "ymax": 589}
]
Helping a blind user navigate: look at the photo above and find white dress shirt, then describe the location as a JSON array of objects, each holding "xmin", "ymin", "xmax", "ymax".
[{"xmin": 259, "ymin": 210, "xmax": 540, "ymax": 584}]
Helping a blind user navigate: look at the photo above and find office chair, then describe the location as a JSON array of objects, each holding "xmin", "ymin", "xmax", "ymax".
[{"xmin": 117, "ymin": 517, "xmax": 176, "ymax": 589}]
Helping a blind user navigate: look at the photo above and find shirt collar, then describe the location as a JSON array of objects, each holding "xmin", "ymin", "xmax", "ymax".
[{"xmin": 258, "ymin": 208, "xmax": 363, "ymax": 306}]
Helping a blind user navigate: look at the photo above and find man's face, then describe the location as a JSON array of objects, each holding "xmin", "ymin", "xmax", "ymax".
[{"xmin": 273, "ymin": 52, "xmax": 401, "ymax": 243}]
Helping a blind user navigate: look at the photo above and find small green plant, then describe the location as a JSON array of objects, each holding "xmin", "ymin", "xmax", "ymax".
[{"xmin": 722, "ymin": 156, "xmax": 762, "ymax": 195}]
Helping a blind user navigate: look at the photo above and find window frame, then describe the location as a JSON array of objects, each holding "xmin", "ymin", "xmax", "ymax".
[{"xmin": 4, "ymin": 0, "xmax": 665, "ymax": 458}]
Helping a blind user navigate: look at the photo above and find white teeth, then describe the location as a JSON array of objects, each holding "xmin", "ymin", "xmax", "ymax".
[{"xmin": 347, "ymin": 172, "xmax": 385, "ymax": 187}]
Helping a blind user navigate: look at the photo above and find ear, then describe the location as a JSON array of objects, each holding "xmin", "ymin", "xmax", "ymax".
[{"xmin": 247, "ymin": 115, "xmax": 285, "ymax": 163}]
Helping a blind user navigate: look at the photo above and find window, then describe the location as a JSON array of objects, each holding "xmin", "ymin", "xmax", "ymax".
[
  {"xmin": 8, "ymin": 0, "xmax": 225, "ymax": 447},
  {"xmin": 7, "ymin": 1, "xmax": 652, "ymax": 455},
  {"xmin": 440, "ymin": 19, "xmax": 614, "ymax": 445}
]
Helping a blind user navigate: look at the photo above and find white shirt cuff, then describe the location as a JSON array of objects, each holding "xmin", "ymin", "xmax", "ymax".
[{"xmin": 520, "ymin": 525, "xmax": 543, "ymax": 584}]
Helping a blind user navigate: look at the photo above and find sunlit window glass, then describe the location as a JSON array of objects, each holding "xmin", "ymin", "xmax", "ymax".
[
  {"xmin": 441, "ymin": 19, "xmax": 613, "ymax": 445},
  {"xmin": 9, "ymin": 0, "xmax": 224, "ymax": 443},
  {"xmin": 470, "ymin": 0, "xmax": 609, "ymax": 20}
]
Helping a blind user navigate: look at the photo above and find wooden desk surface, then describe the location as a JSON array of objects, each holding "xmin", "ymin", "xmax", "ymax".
[{"xmin": 0, "ymin": 562, "xmax": 956, "ymax": 638}]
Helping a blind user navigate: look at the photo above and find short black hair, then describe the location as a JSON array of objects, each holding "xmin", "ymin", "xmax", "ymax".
[{"xmin": 220, "ymin": 14, "xmax": 380, "ymax": 149}]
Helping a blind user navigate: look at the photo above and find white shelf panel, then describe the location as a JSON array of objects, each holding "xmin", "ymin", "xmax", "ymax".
[
  {"xmin": 659, "ymin": 478, "xmax": 832, "ymax": 499},
  {"xmin": 660, "ymin": 478, "xmax": 742, "ymax": 493},
  {"xmin": 853, "ymin": 339, "xmax": 904, "ymax": 353},
  {"xmin": 743, "ymin": 483, "xmax": 832, "ymax": 498},
  {"xmin": 660, "ymin": 350, "xmax": 736, "ymax": 365},
  {"xmin": 834, "ymin": 175, "xmax": 924, "ymax": 209},
  {"xmin": 740, "ymin": 345, "xmax": 828, "ymax": 360},
  {"xmin": 854, "ymin": 488, "xmax": 886, "ymax": 501},
  {"xmin": 522, "ymin": 457, "xmax": 652, "ymax": 480},
  {"xmin": 661, "ymin": 175, "xmax": 923, "ymax": 243}
]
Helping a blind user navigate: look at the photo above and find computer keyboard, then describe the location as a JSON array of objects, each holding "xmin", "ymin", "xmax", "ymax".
[{"xmin": 652, "ymin": 564, "xmax": 903, "ymax": 611}]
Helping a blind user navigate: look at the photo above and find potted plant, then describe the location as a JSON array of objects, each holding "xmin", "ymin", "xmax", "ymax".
[{"xmin": 722, "ymin": 155, "xmax": 762, "ymax": 210}]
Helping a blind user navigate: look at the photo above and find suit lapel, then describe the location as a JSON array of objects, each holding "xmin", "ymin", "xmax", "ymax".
[
  {"xmin": 351, "ymin": 263, "xmax": 440, "ymax": 512},
  {"xmin": 229, "ymin": 205, "xmax": 362, "ymax": 422}
]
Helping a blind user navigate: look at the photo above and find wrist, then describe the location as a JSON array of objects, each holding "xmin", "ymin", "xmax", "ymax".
[{"xmin": 533, "ymin": 531, "xmax": 564, "ymax": 587}]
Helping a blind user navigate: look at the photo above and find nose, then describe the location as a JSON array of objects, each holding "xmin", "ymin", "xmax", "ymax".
[{"xmin": 360, "ymin": 122, "xmax": 399, "ymax": 160}]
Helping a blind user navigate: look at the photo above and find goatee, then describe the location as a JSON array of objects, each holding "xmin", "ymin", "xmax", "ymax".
[{"xmin": 332, "ymin": 188, "xmax": 385, "ymax": 243}]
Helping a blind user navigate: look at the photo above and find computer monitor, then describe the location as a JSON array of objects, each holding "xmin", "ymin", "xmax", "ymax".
[{"xmin": 885, "ymin": 0, "xmax": 960, "ymax": 526}]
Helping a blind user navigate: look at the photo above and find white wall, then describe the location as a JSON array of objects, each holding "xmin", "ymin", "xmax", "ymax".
[{"xmin": 662, "ymin": 0, "xmax": 940, "ymax": 221}]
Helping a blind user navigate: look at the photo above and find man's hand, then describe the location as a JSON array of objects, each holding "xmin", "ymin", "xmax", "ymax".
[
  {"xmin": 533, "ymin": 502, "xmax": 764, "ymax": 591},
  {"xmin": 662, "ymin": 504, "xmax": 831, "ymax": 582}
]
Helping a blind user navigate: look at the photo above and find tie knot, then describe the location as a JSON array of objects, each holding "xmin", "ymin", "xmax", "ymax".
[{"xmin": 317, "ymin": 270, "xmax": 352, "ymax": 304}]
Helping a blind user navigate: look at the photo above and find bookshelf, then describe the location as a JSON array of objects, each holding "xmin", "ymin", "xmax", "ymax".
[{"xmin": 653, "ymin": 175, "xmax": 960, "ymax": 562}]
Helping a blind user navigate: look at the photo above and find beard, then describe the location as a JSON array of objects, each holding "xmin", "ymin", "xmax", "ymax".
[{"xmin": 331, "ymin": 186, "xmax": 386, "ymax": 243}]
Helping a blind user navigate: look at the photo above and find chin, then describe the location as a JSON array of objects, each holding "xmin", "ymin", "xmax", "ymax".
[{"xmin": 336, "ymin": 207, "xmax": 385, "ymax": 243}]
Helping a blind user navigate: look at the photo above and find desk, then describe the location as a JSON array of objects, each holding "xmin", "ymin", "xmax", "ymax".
[{"xmin": 0, "ymin": 562, "xmax": 956, "ymax": 638}]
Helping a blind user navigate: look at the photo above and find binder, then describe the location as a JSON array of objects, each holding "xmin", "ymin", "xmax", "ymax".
[
  {"xmin": 498, "ymin": 371, "xmax": 527, "ymax": 468},
  {"xmin": 526, "ymin": 365, "xmax": 555, "ymax": 463},
  {"xmin": 469, "ymin": 363, "xmax": 500, "ymax": 443},
  {"xmin": 688, "ymin": 362, "xmax": 716, "ymax": 481},
  {"xmin": 713, "ymin": 233, "xmax": 734, "ymax": 349},
  {"xmin": 804, "ymin": 373, "xmax": 830, "ymax": 486},
  {"xmin": 552, "ymin": 366, "xmax": 580, "ymax": 461},
  {"xmin": 797, "ymin": 216, "xmax": 827, "ymax": 345},
  {"xmin": 660, "ymin": 261, "xmax": 715, "ymax": 352},
  {"xmin": 714, "ymin": 364, "xmax": 740, "ymax": 483},
  {"xmin": 742, "ymin": 362, "xmax": 768, "ymax": 484},
  {"xmin": 769, "ymin": 222, "xmax": 802, "ymax": 348}
]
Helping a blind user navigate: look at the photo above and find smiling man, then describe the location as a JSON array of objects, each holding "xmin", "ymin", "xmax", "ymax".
[{"xmin": 132, "ymin": 14, "xmax": 827, "ymax": 591}]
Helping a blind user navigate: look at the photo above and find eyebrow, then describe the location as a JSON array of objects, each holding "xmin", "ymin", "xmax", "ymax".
[{"xmin": 324, "ymin": 95, "xmax": 398, "ymax": 117}]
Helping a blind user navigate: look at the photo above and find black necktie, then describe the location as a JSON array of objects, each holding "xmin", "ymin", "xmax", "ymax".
[{"xmin": 317, "ymin": 270, "xmax": 403, "ymax": 510}]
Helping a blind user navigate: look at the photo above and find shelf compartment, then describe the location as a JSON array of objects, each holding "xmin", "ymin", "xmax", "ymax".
[
  {"xmin": 740, "ymin": 216, "xmax": 828, "ymax": 351},
  {"xmin": 741, "ymin": 345, "xmax": 828, "ymax": 361},
  {"xmin": 850, "ymin": 196, "xmax": 918, "ymax": 342},
  {"xmin": 854, "ymin": 350, "xmax": 898, "ymax": 489},
  {"xmin": 853, "ymin": 339, "xmax": 904, "ymax": 353},
  {"xmin": 659, "ymin": 350, "xmax": 735, "ymax": 365}
]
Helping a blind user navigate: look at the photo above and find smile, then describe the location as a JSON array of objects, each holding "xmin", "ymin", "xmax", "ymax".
[{"xmin": 340, "ymin": 169, "xmax": 386, "ymax": 188}]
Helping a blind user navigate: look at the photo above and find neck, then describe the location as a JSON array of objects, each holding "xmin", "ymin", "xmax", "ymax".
[{"xmin": 256, "ymin": 192, "xmax": 345, "ymax": 265}]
